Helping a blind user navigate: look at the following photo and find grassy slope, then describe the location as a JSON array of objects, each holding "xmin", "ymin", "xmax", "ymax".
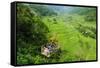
[{"xmin": 42, "ymin": 14, "xmax": 96, "ymax": 62}]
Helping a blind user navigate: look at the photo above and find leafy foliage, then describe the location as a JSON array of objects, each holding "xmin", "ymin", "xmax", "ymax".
[{"xmin": 16, "ymin": 3, "xmax": 49, "ymax": 65}]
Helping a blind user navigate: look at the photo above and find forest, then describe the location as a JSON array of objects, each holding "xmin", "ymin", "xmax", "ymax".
[{"xmin": 16, "ymin": 3, "xmax": 97, "ymax": 65}]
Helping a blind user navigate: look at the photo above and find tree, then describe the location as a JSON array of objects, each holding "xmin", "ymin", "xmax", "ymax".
[{"xmin": 16, "ymin": 3, "xmax": 49, "ymax": 64}]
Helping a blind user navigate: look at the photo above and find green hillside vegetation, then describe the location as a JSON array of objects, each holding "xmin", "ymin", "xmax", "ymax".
[{"xmin": 16, "ymin": 3, "xmax": 97, "ymax": 65}]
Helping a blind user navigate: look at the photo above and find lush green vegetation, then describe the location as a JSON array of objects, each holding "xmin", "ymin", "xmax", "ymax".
[{"xmin": 16, "ymin": 3, "xmax": 97, "ymax": 65}]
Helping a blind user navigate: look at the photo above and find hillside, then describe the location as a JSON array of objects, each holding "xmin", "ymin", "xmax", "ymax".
[{"xmin": 16, "ymin": 3, "xmax": 97, "ymax": 65}]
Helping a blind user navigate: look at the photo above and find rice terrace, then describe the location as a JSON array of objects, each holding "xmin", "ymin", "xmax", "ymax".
[{"xmin": 16, "ymin": 3, "xmax": 97, "ymax": 65}]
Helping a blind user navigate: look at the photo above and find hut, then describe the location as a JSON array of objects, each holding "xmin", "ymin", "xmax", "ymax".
[{"xmin": 41, "ymin": 42, "xmax": 60, "ymax": 57}]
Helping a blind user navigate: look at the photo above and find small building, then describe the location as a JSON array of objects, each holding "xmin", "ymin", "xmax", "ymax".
[{"xmin": 41, "ymin": 42, "xmax": 60, "ymax": 57}]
